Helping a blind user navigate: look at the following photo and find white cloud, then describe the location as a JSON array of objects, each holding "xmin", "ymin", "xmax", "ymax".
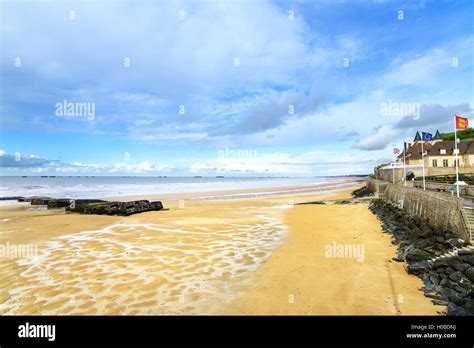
[
  {"xmin": 189, "ymin": 148, "xmax": 382, "ymax": 175},
  {"xmin": 378, "ymin": 36, "xmax": 474, "ymax": 103},
  {"xmin": 352, "ymin": 125, "xmax": 401, "ymax": 151},
  {"xmin": 1, "ymin": 1, "xmax": 472, "ymax": 176},
  {"xmin": 1, "ymin": 0, "xmax": 367, "ymax": 143},
  {"xmin": 381, "ymin": 49, "xmax": 448, "ymax": 87}
]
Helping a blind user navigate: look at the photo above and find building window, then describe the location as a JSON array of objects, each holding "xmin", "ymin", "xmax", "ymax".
[
  {"xmin": 440, "ymin": 149, "xmax": 446, "ymax": 155},
  {"xmin": 443, "ymin": 159, "xmax": 449, "ymax": 167},
  {"xmin": 432, "ymin": 159, "xmax": 437, "ymax": 167}
]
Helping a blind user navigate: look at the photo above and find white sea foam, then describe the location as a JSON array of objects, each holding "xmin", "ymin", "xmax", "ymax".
[{"xmin": 1, "ymin": 210, "xmax": 288, "ymax": 315}]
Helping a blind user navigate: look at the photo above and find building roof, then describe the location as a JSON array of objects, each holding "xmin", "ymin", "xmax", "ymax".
[
  {"xmin": 413, "ymin": 131, "xmax": 421, "ymax": 142},
  {"xmin": 428, "ymin": 140, "xmax": 474, "ymax": 156},
  {"xmin": 407, "ymin": 142, "xmax": 433, "ymax": 160},
  {"xmin": 396, "ymin": 135, "xmax": 474, "ymax": 161},
  {"xmin": 396, "ymin": 142, "xmax": 432, "ymax": 161}
]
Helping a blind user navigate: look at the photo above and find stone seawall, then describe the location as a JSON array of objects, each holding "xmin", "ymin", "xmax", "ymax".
[
  {"xmin": 367, "ymin": 178, "xmax": 389, "ymax": 197},
  {"xmin": 377, "ymin": 167, "xmax": 417, "ymax": 183},
  {"xmin": 384, "ymin": 183, "xmax": 469, "ymax": 241}
]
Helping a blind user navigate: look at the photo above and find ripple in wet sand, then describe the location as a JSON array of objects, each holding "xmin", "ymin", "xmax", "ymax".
[{"xmin": 0, "ymin": 212, "xmax": 287, "ymax": 315}]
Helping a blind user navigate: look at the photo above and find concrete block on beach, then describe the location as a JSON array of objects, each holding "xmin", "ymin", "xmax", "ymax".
[
  {"xmin": 1, "ymin": 196, "xmax": 164, "ymax": 216},
  {"xmin": 21, "ymin": 196, "xmax": 53, "ymax": 205},
  {"xmin": 66, "ymin": 199, "xmax": 163, "ymax": 216},
  {"xmin": 47, "ymin": 199, "xmax": 107, "ymax": 208},
  {"xmin": 20, "ymin": 197, "xmax": 107, "ymax": 208}
]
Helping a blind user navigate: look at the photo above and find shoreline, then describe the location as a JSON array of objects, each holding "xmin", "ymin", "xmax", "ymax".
[{"xmin": 104, "ymin": 178, "xmax": 365, "ymax": 202}]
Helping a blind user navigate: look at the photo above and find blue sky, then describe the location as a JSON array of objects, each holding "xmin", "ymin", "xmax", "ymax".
[{"xmin": 1, "ymin": 0, "xmax": 473, "ymax": 176}]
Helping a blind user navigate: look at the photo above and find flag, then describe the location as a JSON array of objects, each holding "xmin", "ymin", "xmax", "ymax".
[
  {"xmin": 393, "ymin": 148, "xmax": 400, "ymax": 154},
  {"xmin": 421, "ymin": 132, "xmax": 432, "ymax": 141},
  {"xmin": 455, "ymin": 115, "xmax": 469, "ymax": 130},
  {"xmin": 404, "ymin": 142, "xmax": 412, "ymax": 150}
]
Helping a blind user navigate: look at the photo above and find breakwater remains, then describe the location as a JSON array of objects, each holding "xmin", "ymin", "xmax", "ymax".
[{"xmin": 0, "ymin": 197, "xmax": 163, "ymax": 216}]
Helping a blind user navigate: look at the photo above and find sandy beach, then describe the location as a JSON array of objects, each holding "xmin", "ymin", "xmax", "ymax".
[
  {"xmin": 223, "ymin": 195, "xmax": 445, "ymax": 315},
  {"xmin": 0, "ymin": 180, "xmax": 445, "ymax": 315}
]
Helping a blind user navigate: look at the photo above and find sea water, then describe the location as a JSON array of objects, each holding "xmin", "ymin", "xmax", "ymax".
[{"xmin": 0, "ymin": 176, "xmax": 343, "ymax": 199}]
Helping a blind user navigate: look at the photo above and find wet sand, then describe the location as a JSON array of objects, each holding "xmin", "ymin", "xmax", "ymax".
[{"xmin": 0, "ymin": 182, "xmax": 445, "ymax": 315}]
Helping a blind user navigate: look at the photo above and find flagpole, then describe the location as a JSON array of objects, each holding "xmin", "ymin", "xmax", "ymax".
[
  {"xmin": 421, "ymin": 140, "xmax": 425, "ymax": 190},
  {"xmin": 403, "ymin": 144, "xmax": 406, "ymax": 187},
  {"xmin": 454, "ymin": 116, "xmax": 460, "ymax": 197},
  {"xmin": 392, "ymin": 162, "xmax": 395, "ymax": 184}
]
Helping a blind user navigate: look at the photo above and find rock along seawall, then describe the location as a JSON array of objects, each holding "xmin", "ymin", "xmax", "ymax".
[{"xmin": 384, "ymin": 183, "xmax": 469, "ymax": 241}]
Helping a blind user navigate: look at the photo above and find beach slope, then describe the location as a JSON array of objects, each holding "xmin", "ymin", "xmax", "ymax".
[{"xmin": 224, "ymin": 198, "xmax": 445, "ymax": 315}]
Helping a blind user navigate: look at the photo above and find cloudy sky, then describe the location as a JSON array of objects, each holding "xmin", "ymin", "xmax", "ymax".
[{"xmin": 0, "ymin": 0, "xmax": 473, "ymax": 176}]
